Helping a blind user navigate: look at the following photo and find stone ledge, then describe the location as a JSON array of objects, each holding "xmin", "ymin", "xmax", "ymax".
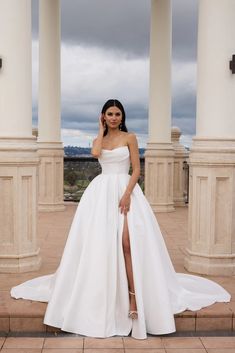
[{"xmin": 1, "ymin": 297, "xmax": 235, "ymax": 334}]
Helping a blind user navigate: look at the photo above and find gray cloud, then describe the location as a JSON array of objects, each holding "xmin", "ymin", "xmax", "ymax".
[
  {"xmin": 32, "ymin": 0, "xmax": 198, "ymax": 145},
  {"xmin": 173, "ymin": 90, "xmax": 196, "ymax": 122},
  {"xmin": 31, "ymin": 0, "xmax": 39, "ymax": 35},
  {"xmin": 61, "ymin": 0, "xmax": 151, "ymax": 57},
  {"xmin": 32, "ymin": 0, "xmax": 198, "ymax": 61},
  {"xmin": 32, "ymin": 0, "xmax": 151, "ymax": 57},
  {"xmin": 172, "ymin": 117, "xmax": 196, "ymax": 136},
  {"xmin": 61, "ymin": 104, "xmax": 148, "ymax": 135},
  {"xmin": 172, "ymin": 0, "xmax": 198, "ymax": 61},
  {"xmin": 171, "ymin": 59, "xmax": 197, "ymax": 136}
]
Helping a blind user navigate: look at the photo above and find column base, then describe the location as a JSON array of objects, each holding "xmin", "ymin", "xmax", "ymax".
[
  {"xmin": 0, "ymin": 137, "xmax": 41, "ymax": 273},
  {"xmin": 151, "ymin": 202, "xmax": 175, "ymax": 213},
  {"xmin": 39, "ymin": 203, "xmax": 65, "ymax": 212},
  {"xmin": 185, "ymin": 137, "xmax": 235, "ymax": 276},
  {"xmin": 145, "ymin": 142, "xmax": 175, "ymax": 213},
  {"xmin": 174, "ymin": 199, "xmax": 187, "ymax": 207},
  {"xmin": 37, "ymin": 142, "xmax": 65, "ymax": 212},
  {"xmin": 0, "ymin": 250, "xmax": 41, "ymax": 273},
  {"xmin": 184, "ymin": 248, "xmax": 235, "ymax": 276}
]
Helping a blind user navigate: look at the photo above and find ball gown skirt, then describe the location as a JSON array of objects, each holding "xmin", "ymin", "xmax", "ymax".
[{"xmin": 11, "ymin": 146, "xmax": 231, "ymax": 339}]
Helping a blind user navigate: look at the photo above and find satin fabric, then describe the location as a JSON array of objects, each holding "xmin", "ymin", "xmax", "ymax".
[{"xmin": 11, "ymin": 146, "xmax": 230, "ymax": 339}]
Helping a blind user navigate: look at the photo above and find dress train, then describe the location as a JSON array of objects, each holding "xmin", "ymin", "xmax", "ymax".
[{"xmin": 11, "ymin": 146, "xmax": 230, "ymax": 339}]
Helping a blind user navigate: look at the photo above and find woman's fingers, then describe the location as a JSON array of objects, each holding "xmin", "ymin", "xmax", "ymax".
[
  {"xmin": 99, "ymin": 114, "xmax": 105, "ymax": 124},
  {"xmin": 119, "ymin": 205, "xmax": 130, "ymax": 215},
  {"xmin": 119, "ymin": 197, "xmax": 131, "ymax": 214}
]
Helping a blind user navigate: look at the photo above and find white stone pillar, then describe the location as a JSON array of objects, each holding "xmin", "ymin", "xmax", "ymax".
[
  {"xmin": 171, "ymin": 127, "xmax": 189, "ymax": 206},
  {"xmin": 185, "ymin": 0, "xmax": 235, "ymax": 275},
  {"xmin": 38, "ymin": 0, "xmax": 64, "ymax": 212},
  {"xmin": 0, "ymin": 0, "xmax": 41, "ymax": 272},
  {"xmin": 145, "ymin": 0, "xmax": 174, "ymax": 212}
]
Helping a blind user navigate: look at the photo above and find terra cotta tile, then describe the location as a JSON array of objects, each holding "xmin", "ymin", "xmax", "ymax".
[
  {"xmin": 84, "ymin": 337, "xmax": 123, "ymax": 349},
  {"xmin": 200, "ymin": 337, "xmax": 235, "ymax": 348},
  {"xmin": 44, "ymin": 337, "xmax": 84, "ymax": 348},
  {"xmin": 3, "ymin": 337, "xmax": 44, "ymax": 348},
  {"xmin": 196, "ymin": 317, "xmax": 232, "ymax": 331},
  {"xmin": 9, "ymin": 317, "xmax": 46, "ymax": 332},
  {"xmin": 123, "ymin": 337, "xmax": 163, "ymax": 349},
  {"xmin": 162, "ymin": 337, "xmax": 204, "ymax": 349}
]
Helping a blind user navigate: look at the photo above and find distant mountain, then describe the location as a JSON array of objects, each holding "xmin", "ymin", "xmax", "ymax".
[
  {"xmin": 64, "ymin": 146, "xmax": 145, "ymax": 157},
  {"xmin": 64, "ymin": 146, "xmax": 91, "ymax": 156}
]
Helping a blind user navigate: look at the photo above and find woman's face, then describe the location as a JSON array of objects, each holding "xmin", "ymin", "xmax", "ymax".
[{"xmin": 104, "ymin": 106, "xmax": 122, "ymax": 129}]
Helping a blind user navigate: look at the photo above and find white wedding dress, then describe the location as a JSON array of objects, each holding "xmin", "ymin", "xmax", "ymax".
[{"xmin": 11, "ymin": 146, "xmax": 230, "ymax": 339}]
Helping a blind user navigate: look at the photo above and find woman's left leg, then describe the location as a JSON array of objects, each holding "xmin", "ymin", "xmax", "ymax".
[{"xmin": 122, "ymin": 214, "xmax": 137, "ymax": 314}]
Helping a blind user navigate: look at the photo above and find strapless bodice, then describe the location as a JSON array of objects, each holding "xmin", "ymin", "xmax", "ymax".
[{"xmin": 98, "ymin": 146, "xmax": 130, "ymax": 174}]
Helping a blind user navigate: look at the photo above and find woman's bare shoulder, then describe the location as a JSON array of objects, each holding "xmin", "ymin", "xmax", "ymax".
[
  {"xmin": 118, "ymin": 131, "xmax": 136, "ymax": 144},
  {"xmin": 127, "ymin": 132, "xmax": 137, "ymax": 143}
]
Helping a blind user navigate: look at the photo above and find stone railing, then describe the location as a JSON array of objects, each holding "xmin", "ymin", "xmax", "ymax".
[
  {"xmin": 64, "ymin": 156, "xmax": 145, "ymax": 202},
  {"xmin": 171, "ymin": 127, "xmax": 189, "ymax": 206},
  {"xmin": 64, "ymin": 152, "xmax": 189, "ymax": 204}
]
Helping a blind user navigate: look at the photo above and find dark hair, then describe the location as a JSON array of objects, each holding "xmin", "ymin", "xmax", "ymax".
[{"xmin": 101, "ymin": 99, "xmax": 128, "ymax": 136}]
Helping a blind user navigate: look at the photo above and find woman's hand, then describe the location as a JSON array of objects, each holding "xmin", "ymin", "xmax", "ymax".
[
  {"xmin": 119, "ymin": 193, "xmax": 131, "ymax": 215},
  {"xmin": 99, "ymin": 114, "xmax": 105, "ymax": 135},
  {"xmin": 91, "ymin": 115, "xmax": 105, "ymax": 157}
]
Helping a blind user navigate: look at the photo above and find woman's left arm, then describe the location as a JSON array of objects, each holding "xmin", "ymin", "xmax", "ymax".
[{"xmin": 119, "ymin": 133, "xmax": 140, "ymax": 215}]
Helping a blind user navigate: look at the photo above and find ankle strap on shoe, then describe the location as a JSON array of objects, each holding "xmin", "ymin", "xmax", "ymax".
[{"xmin": 129, "ymin": 290, "xmax": 135, "ymax": 296}]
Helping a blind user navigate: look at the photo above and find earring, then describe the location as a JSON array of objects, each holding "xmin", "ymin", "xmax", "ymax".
[{"xmin": 119, "ymin": 122, "xmax": 122, "ymax": 130}]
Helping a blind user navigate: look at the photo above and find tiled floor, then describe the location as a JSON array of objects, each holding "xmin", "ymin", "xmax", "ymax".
[{"xmin": 1, "ymin": 335, "xmax": 235, "ymax": 352}]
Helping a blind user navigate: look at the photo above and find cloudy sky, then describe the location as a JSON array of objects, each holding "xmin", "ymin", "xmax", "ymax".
[{"xmin": 32, "ymin": 0, "xmax": 198, "ymax": 148}]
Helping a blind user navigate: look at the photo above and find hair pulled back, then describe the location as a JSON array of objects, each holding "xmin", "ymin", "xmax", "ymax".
[{"xmin": 101, "ymin": 99, "xmax": 128, "ymax": 136}]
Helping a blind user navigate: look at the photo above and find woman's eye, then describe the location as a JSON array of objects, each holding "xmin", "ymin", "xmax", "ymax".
[
  {"xmin": 107, "ymin": 113, "xmax": 113, "ymax": 116},
  {"xmin": 116, "ymin": 113, "xmax": 121, "ymax": 116}
]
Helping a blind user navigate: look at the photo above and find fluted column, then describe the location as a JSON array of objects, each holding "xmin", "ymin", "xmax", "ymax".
[
  {"xmin": 38, "ymin": 0, "xmax": 64, "ymax": 212},
  {"xmin": 145, "ymin": 0, "xmax": 174, "ymax": 212},
  {"xmin": 185, "ymin": 0, "xmax": 235, "ymax": 275},
  {"xmin": 0, "ymin": 0, "xmax": 41, "ymax": 272}
]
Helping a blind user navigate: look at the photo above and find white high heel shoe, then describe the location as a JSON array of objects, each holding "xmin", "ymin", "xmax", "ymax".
[{"xmin": 128, "ymin": 290, "xmax": 138, "ymax": 319}]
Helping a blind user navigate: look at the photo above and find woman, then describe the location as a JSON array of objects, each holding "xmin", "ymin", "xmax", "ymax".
[
  {"xmin": 11, "ymin": 99, "xmax": 230, "ymax": 340},
  {"xmin": 92, "ymin": 99, "xmax": 141, "ymax": 321}
]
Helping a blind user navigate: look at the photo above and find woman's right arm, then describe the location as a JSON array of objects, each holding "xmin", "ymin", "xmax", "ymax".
[{"xmin": 91, "ymin": 115, "xmax": 104, "ymax": 158}]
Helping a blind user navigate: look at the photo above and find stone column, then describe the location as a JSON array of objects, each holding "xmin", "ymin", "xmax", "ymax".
[
  {"xmin": 145, "ymin": 0, "xmax": 174, "ymax": 212},
  {"xmin": 185, "ymin": 0, "xmax": 235, "ymax": 275},
  {"xmin": 0, "ymin": 0, "xmax": 41, "ymax": 272},
  {"xmin": 38, "ymin": 0, "xmax": 65, "ymax": 212},
  {"xmin": 171, "ymin": 127, "xmax": 189, "ymax": 206}
]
